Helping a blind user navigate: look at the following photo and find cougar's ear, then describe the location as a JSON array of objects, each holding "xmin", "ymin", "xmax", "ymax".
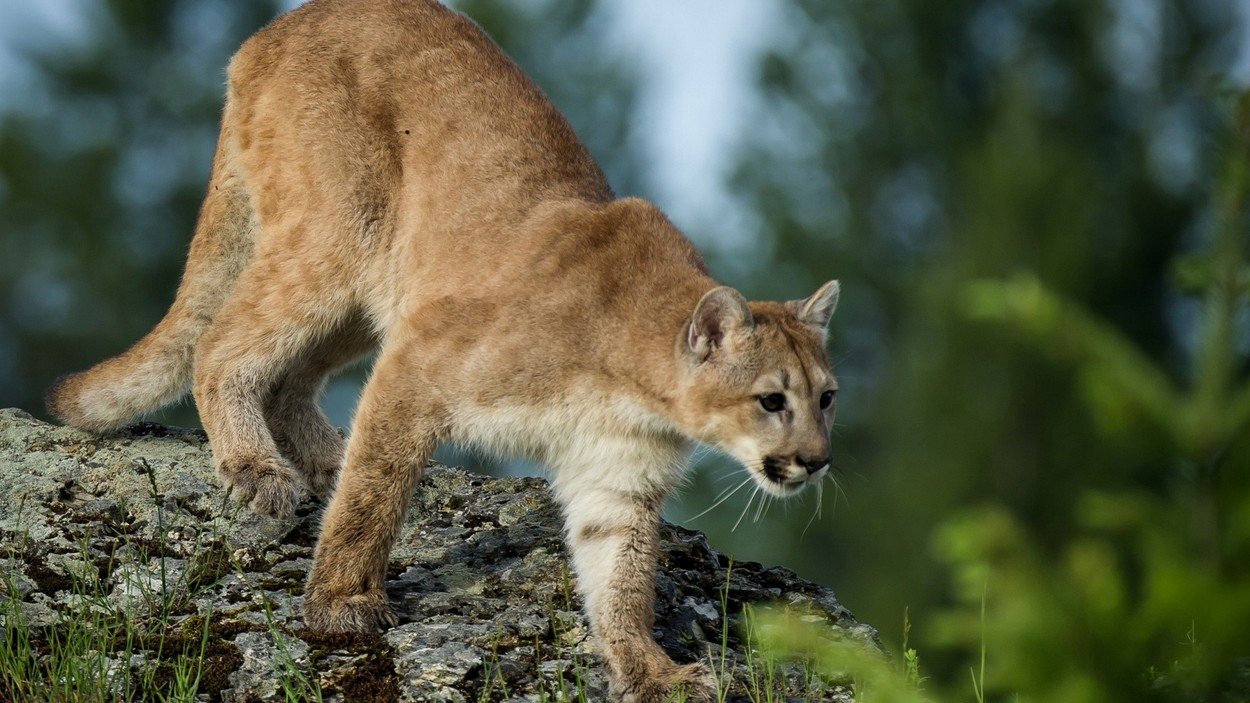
[
  {"xmin": 790, "ymin": 280, "xmax": 840, "ymax": 330},
  {"xmin": 687, "ymin": 287, "xmax": 754, "ymax": 360}
]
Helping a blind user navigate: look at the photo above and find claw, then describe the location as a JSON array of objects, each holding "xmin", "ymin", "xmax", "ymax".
[
  {"xmin": 303, "ymin": 589, "xmax": 395, "ymax": 633},
  {"xmin": 216, "ymin": 455, "xmax": 299, "ymax": 519}
]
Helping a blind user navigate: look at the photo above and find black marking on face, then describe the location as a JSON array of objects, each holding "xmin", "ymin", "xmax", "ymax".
[{"xmin": 762, "ymin": 455, "xmax": 787, "ymax": 483}]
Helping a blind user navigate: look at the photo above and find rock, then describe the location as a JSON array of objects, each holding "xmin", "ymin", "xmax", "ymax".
[
  {"xmin": 0, "ymin": 408, "xmax": 874, "ymax": 702},
  {"xmin": 226, "ymin": 631, "xmax": 313, "ymax": 702}
]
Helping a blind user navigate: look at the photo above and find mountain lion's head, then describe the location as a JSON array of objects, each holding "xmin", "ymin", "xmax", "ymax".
[{"xmin": 677, "ymin": 280, "xmax": 840, "ymax": 498}]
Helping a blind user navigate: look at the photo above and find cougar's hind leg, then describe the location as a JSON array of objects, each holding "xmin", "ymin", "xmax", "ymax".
[
  {"xmin": 192, "ymin": 245, "xmax": 355, "ymax": 519},
  {"xmin": 304, "ymin": 342, "xmax": 445, "ymax": 632},
  {"xmin": 265, "ymin": 315, "xmax": 378, "ymax": 501}
]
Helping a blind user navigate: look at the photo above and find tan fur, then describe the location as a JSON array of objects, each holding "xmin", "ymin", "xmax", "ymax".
[{"xmin": 45, "ymin": 2, "xmax": 840, "ymax": 700}]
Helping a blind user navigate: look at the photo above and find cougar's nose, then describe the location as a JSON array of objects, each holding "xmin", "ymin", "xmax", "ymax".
[{"xmin": 796, "ymin": 455, "xmax": 830, "ymax": 475}]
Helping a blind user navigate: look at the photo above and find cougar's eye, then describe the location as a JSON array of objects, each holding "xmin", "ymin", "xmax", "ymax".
[
  {"xmin": 759, "ymin": 393, "xmax": 787, "ymax": 413},
  {"xmin": 820, "ymin": 390, "xmax": 836, "ymax": 409}
]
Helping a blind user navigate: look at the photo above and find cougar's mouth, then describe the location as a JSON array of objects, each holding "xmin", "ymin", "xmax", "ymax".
[
  {"xmin": 757, "ymin": 455, "xmax": 831, "ymax": 497},
  {"xmin": 757, "ymin": 455, "xmax": 808, "ymax": 497}
]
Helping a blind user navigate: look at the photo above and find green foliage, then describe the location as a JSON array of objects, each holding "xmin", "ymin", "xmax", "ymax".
[
  {"xmin": 926, "ymin": 101, "xmax": 1250, "ymax": 703},
  {"xmin": 750, "ymin": 608, "xmax": 931, "ymax": 703},
  {"xmin": 688, "ymin": 3, "xmax": 1250, "ymax": 701},
  {"xmin": 754, "ymin": 97, "xmax": 1250, "ymax": 703}
]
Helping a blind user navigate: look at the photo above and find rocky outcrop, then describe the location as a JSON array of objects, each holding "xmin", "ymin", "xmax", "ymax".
[{"xmin": 0, "ymin": 408, "xmax": 875, "ymax": 702}]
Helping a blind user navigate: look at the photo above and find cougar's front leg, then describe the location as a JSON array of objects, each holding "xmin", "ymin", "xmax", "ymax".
[
  {"xmin": 304, "ymin": 350, "xmax": 443, "ymax": 633},
  {"xmin": 560, "ymin": 481, "xmax": 715, "ymax": 703}
]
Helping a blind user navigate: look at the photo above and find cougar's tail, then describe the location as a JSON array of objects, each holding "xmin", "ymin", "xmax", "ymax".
[{"xmin": 45, "ymin": 132, "xmax": 255, "ymax": 433}]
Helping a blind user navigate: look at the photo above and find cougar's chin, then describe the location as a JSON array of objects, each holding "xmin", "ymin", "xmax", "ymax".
[{"xmin": 749, "ymin": 467, "xmax": 808, "ymax": 498}]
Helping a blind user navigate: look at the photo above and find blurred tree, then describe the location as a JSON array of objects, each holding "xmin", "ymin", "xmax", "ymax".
[
  {"xmin": 0, "ymin": 1, "xmax": 288, "ymax": 425},
  {"xmin": 689, "ymin": 0, "xmax": 1250, "ymax": 697},
  {"xmin": 758, "ymin": 103, "xmax": 1249, "ymax": 700}
]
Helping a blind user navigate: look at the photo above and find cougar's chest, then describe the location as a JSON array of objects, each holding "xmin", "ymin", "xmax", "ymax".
[{"xmin": 447, "ymin": 386, "xmax": 687, "ymax": 480}]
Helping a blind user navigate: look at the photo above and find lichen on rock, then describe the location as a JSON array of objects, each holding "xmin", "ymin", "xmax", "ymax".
[{"xmin": 0, "ymin": 408, "xmax": 876, "ymax": 701}]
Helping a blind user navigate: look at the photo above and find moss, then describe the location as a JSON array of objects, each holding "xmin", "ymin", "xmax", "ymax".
[
  {"xmin": 186, "ymin": 547, "xmax": 234, "ymax": 591},
  {"xmin": 299, "ymin": 629, "xmax": 387, "ymax": 651},
  {"xmin": 122, "ymin": 422, "xmax": 206, "ymax": 441},
  {"xmin": 299, "ymin": 629, "xmax": 400, "ymax": 703},
  {"xmin": 336, "ymin": 653, "xmax": 401, "ymax": 703},
  {"xmin": 118, "ymin": 616, "xmax": 265, "ymax": 702},
  {"xmin": 21, "ymin": 556, "xmax": 74, "ymax": 596},
  {"xmin": 125, "ymin": 536, "xmax": 184, "ymax": 561},
  {"xmin": 199, "ymin": 644, "xmax": 246, "ymax": 702}
]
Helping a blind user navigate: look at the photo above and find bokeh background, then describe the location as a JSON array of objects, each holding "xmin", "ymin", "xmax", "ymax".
[{"xmin": 2, "ymin": 1, "xmax": 1248, "ymax": 701}]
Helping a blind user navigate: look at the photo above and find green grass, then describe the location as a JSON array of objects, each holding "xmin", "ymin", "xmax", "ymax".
[
  {"xmin": 0, "ymin": 521, "xmax": 221, "ymax": 701},
  {"xmin": 0, "ymin": 465, "xmax": 324, "ymax": 703},
  {"xmin": 901, "ymin": 607, "xmax": 925, "ymax": 691},
  {"xmin": 1, "ymin": 558, "xmax": 320, "ymax": 703},
  {"xmin": 968, "ymin": 587, "xmax": 985, "ymax": 703}
]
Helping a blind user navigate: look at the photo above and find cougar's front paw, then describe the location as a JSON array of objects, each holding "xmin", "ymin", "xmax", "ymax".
[
  {"xmin": 217, "ymin": 455, "xmax": 299, "ymax": 519},
  {"xmin": 303, "ymin": 588, "xmax": 397, "ymax": 633},
  {"xmin": 275, "ymin": 425, "xmax": 345, "ymax": 502},
  {"xmin": 615, "ymin": 661, "xmax": 716, "ymax": 703},
  {"xmin": 301, "ymin": 455, "xmax": 341, "ymax": 502}
]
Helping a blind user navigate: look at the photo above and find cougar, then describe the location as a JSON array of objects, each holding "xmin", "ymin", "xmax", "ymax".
[{"xmin": 45, "ymin": 1, "xmax": 840, "ymax": 700}]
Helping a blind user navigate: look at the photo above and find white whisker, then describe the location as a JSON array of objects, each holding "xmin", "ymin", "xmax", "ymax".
[
  {"xmin": 733, "ymin": 487, "xmax": 759, "ymax": 532},
  {"xmin": 827, "ymin": 472, "xmax": 847, "ymax": 514},
  {"xmin": 802, "ymin": 481, "xmax": 824, "ymax": 539},
  {"xmin": 832, "ymin": 473, "xmax": 846, "ymax": 505},
  {"xmin": 687, "ymin": 476, "xmax": 753, "ymax": 522}
]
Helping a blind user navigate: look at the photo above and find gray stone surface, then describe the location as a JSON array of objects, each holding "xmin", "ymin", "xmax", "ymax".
[{"xmin": 0, "ymin": 408, "xmax": 874, "ymax": 701}]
